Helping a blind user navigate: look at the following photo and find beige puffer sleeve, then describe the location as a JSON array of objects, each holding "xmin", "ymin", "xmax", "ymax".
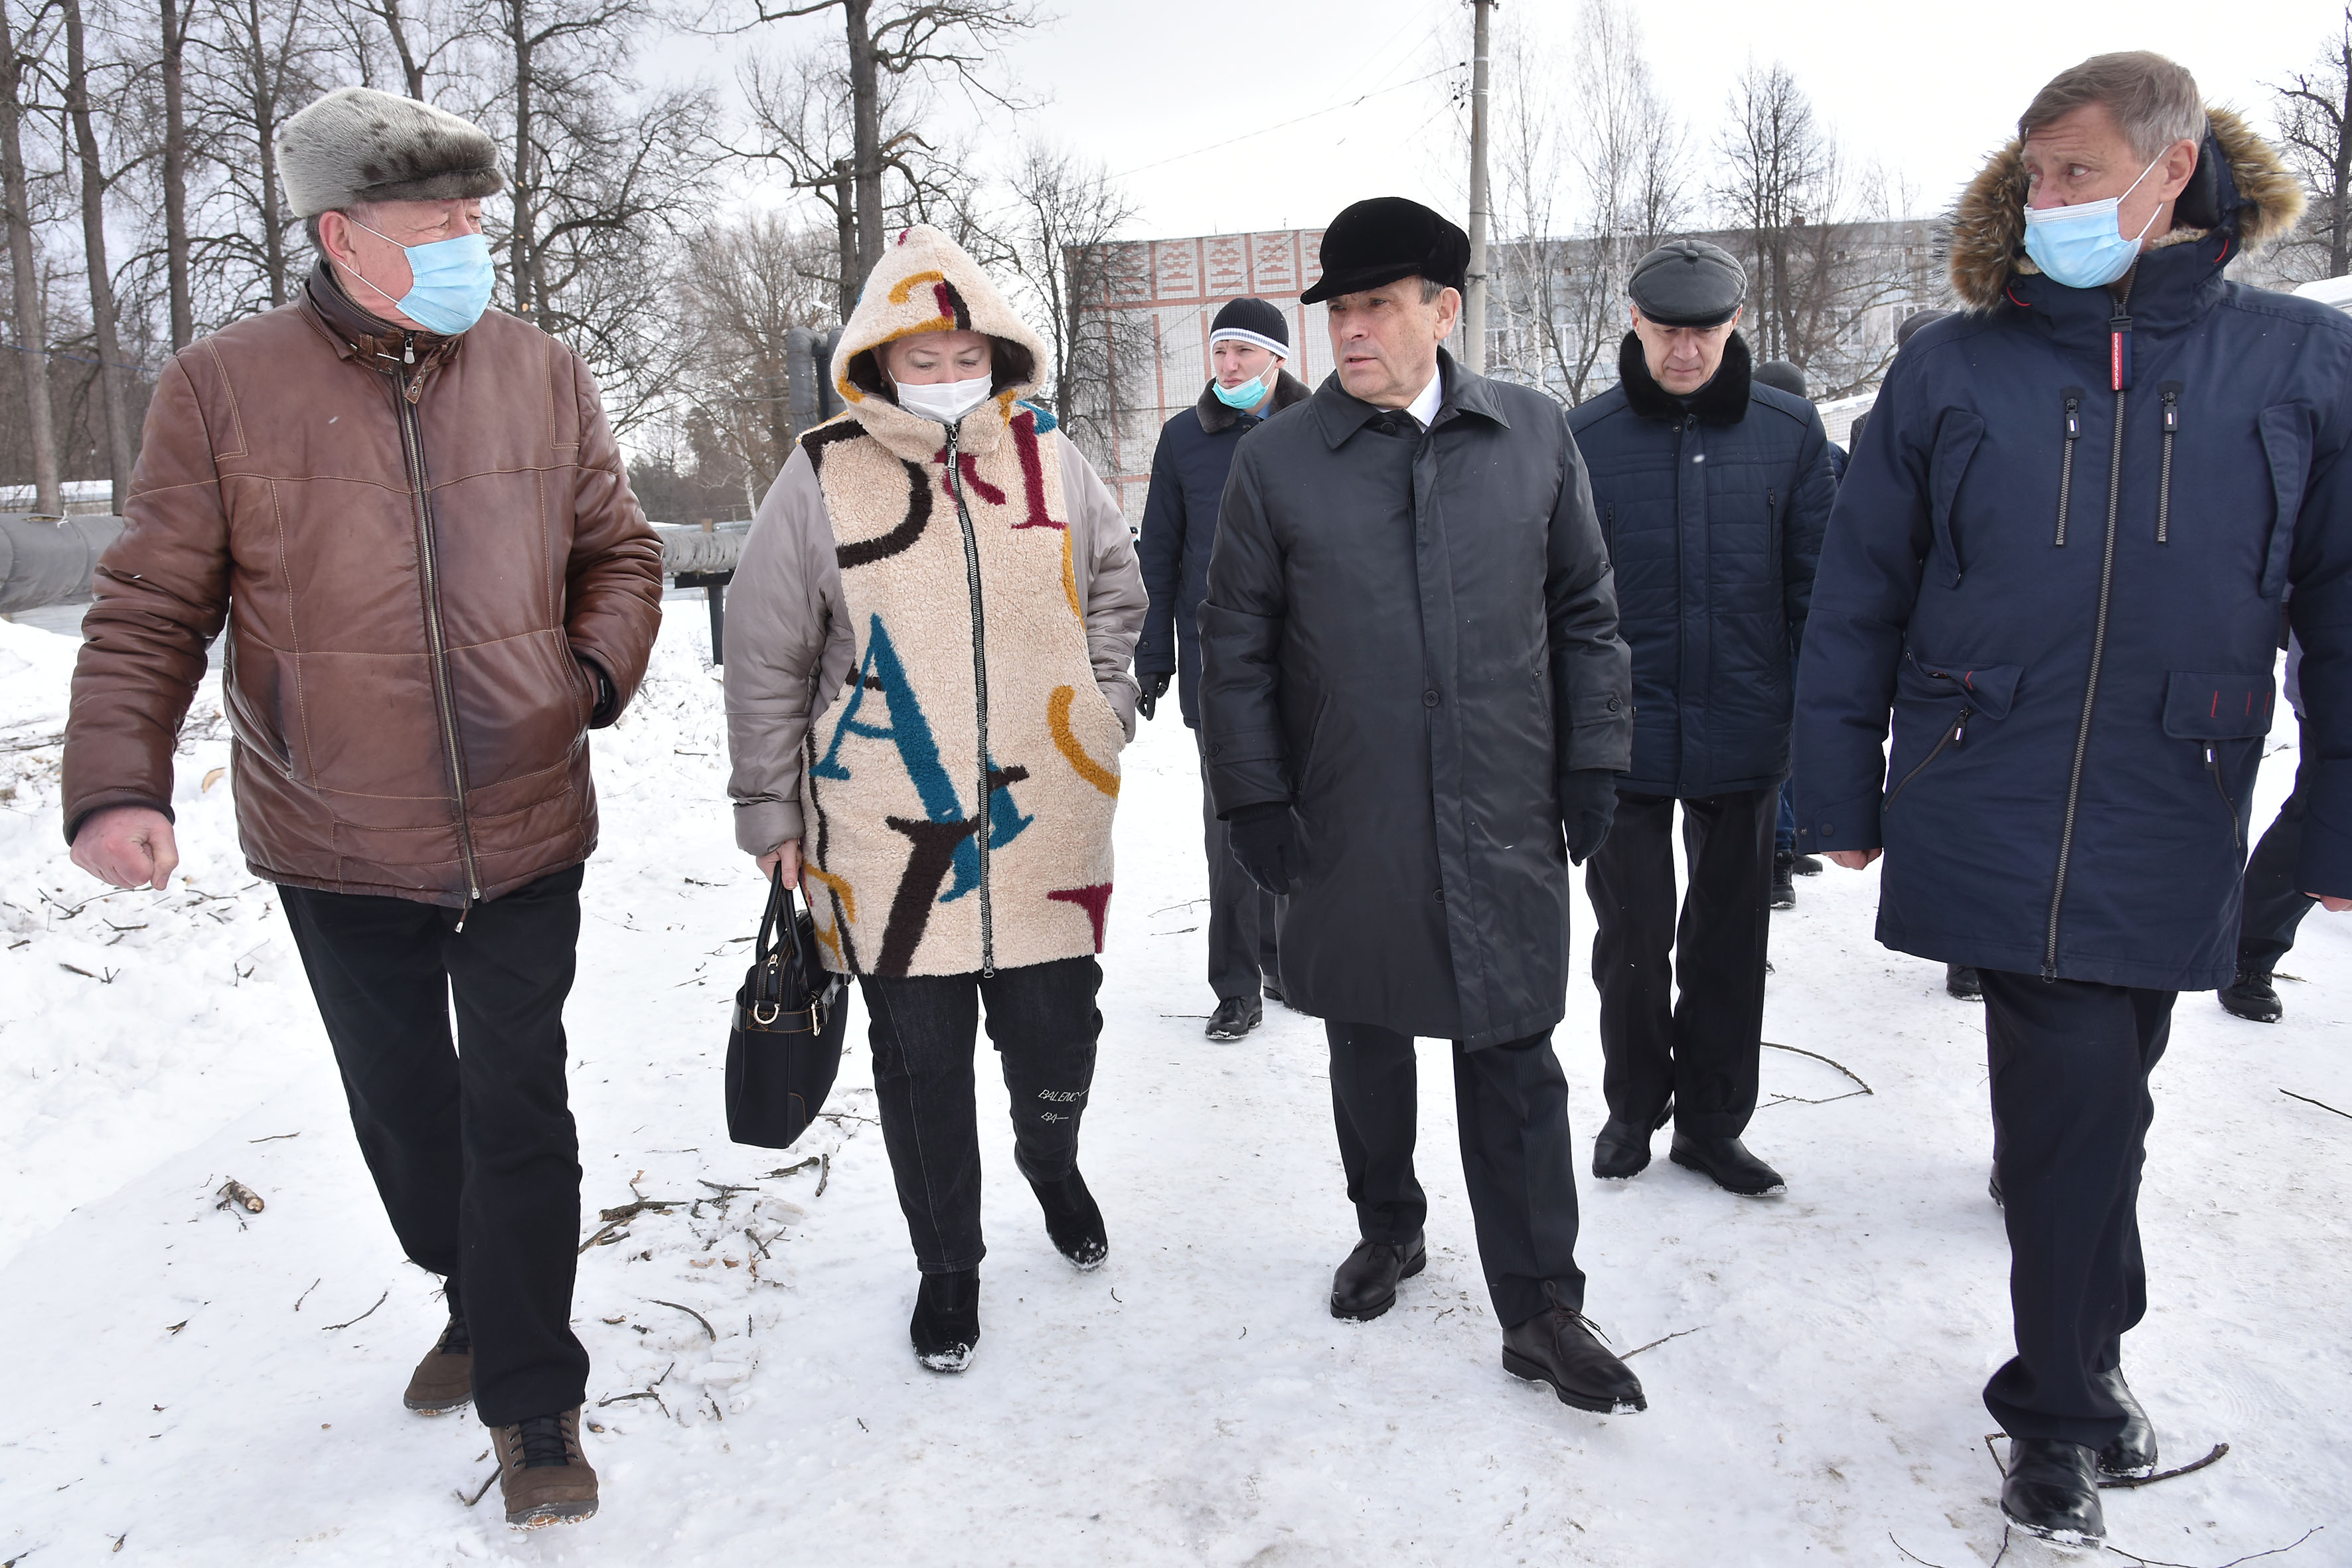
[
  {"xmin": 1059, "ymin": 431, "xmax": 1146, "ymax": 740},
  {"xmin": 724, "ymin": 445, "xmax": 856, "ymax": 855}
]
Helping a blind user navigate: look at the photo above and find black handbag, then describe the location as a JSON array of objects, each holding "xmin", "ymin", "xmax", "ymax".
[{"xmin": 724, "ymin": 867, "xmax": 850, "ymax": 1148}]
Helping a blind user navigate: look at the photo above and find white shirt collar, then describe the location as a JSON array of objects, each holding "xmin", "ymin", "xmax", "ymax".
[{"xmin": 1404, "ymin": 365, "xmax": 1445, "ymax": 429}]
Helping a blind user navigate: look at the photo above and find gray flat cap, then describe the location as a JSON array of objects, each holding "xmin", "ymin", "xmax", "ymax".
[
  {"xmin": 277, "ymin": 86, "xmax": 505, "ymax": 220},
  {"xmin": 1628, "ymin": 240, "xmax": 1747, "ymax": 328}
]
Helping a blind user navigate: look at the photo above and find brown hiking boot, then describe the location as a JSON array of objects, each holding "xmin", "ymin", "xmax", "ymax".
[
  {"xmin": 491, "ymin": 1406, "xmax": 598, "ymax": 1529},
  {"xmin": 402, "ymin": 1316, "xmax": 472, "ymax": 1415}
]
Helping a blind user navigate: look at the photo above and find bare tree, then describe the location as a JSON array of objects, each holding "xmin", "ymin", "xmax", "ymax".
[
  {"xmin": 728, "ymin": 0, "xmax": 1033, "ymax": 302},
  {"xmin": 156, "ymin": 0, "xmax": 193, "ymax": 346},
  {"xmin": 333, "ymin": 0, "xmax": 477, "ymax": 99},
  {"xmin": 2275, "ymin": 6, "xmax": 2352, "ymax": 281},
  {"xmin": 1716, "ymin": 60, "xmax": 1838, "ymax": 362},
  {"xmin": 678, "ymin": 210, "xmax": 831, "ymax": 494},
  {"xmin": 1, "ymin": 0, "xmax": 61, "ymax": 510},
  {"xmin": 998, "ymin": 138, "xmax": 1140, "ymax": 457},
  {"xmin": 193, "ymin": 0, "xmax": 321, "ymax": 311},
  {"xmin": 62, "ymin": 0, "xmax": 136, "ymax": 504}
]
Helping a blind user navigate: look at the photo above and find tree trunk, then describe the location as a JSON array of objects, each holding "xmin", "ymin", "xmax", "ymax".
[
  {"xmin": 161, "ymin": 0, "xmax": 192, "ymax": 349},
  {"xmin": 2333, "ymin": 42, "xmax": 2351, "ymax": 279},
  {"xmin": 832, "ymin": 157, "xmax": 854, "ymax": 323},
  {"xmin": 64, "ymin": 0, "xmax": 136, "ymax": 509},
  {"xmin": 238, "ymin": 0, "xmax": 291, "ymax": 308},
  {"xmin": 509, "ymin": 2, "xmax": 534, "ymax": 315},
  {"xmin": 0, "ymin": 2, "xmax": 60, "ymax": 514},
  {"xmin": 382, "ymin": 0, "xmax": 426, "ymax": 99},
  {"xmin": 843, "ymin": 0, "xmax": 882, "ymax": 301}
]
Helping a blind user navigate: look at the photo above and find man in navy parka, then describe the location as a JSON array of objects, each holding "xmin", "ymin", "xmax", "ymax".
[{"xmin": 1794, "ymin": 53, "xmax": 2352, "ymax": 1546}]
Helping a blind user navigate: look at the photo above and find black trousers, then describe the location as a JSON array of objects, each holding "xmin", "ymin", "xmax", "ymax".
[
  {"xmin": 279, "ymin": 864, "xmax": 589, "ymax": 1427},
  {"xmin": 1979, "ymin": 969, "xmax": 2175, "ymax": 1447},
  {"xmin": 1584, "ymin": 787, "xmax": 1774, "ymax": 1137},
  {"xmin": 860, "ymin": 956, "xmax": 1101, "ymax": 1274},
  {"xmin": 1198, "ymin": 732, "xmax": 1279, "ymax": 1000},
  {"xmin": 2238, "ymin": 753, "xmax": 2315, "ymax": 973},
  {"xmin": 1326, "ymin": 1021, "xmax": 1585, "ymax": 1328}
]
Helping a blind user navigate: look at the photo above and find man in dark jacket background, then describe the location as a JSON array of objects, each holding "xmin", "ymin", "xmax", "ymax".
[
  {"xmin": 1568, "ymin": 241, "xmax": 1834, "ymax": 1198},
  {"xmin": 1200, "ymin": 197, "xmax": 1644, "ymax": 1416},
  {"xmin": 1137, "ymin": 298, "xmax": 1311, "ymax": 1041},
  {"xmin": 1794, "ymin": 54, "xmax": 2352, "ymax": 1546}
]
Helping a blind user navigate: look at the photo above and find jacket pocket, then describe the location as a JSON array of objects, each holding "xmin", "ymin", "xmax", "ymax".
[
  {"xmin": 221, "ymin": 633, "xmax": 297, "ymax": 779},
  {"xmin": 1927, "ymin": 410, "xmax": 1986, "ymax": 589},
  {"xmin": 1885, "ymin": 651, "xmax": 2021, "ymax": 813},
  {"xmin": 2257, "ymin": 404, "xmax": 2314, "ymax": 597},
  {"xmin": 2162, "ymin": 670, "xmax": 2274, "ymax": 850}
]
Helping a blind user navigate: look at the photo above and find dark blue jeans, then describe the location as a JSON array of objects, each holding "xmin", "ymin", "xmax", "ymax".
[
  {"xmin": 860, "ymin": 957, "xmax": 1102, "ymax": 1274},
  {"xmin": 1775, "ymin": 777, "xmax": 1797, "ymax": 856}
]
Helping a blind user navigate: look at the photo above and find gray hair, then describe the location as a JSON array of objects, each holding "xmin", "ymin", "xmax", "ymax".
[{"xmin": 2019, "ymin": 51, "xmax": 2207, "ymax": 161}]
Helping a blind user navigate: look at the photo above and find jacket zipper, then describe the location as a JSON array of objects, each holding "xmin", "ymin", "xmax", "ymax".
[
  {"xmin": 2045, "ymin": 295, "xmax": 2133, "ymax": 977},
  {"xmin": 1884, "ymin": 704, "xmax": 1970, "ymax": 814},
  {"xmin": 2205, "ymin": 745, "xmax": 2241, "ymax": 850},
  {"xmin": 2156, "ymin": 382, "xmax": 2180, "ymax": 542},
  {"xmin": 390, "ymin": 333, "xmax": 482, "ymax": 925},
  {"xmin": 941, "ymin": 424, "xmax": 995, "ymax": 975},
  {"xmin": 2055, "ymin": 389, "xmax": 2082, "ymax": 545}
]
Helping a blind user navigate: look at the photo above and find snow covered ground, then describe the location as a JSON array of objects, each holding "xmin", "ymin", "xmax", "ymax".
[{"xmin": 1, "ymin": 606, "xmax": 2345, "ymax": 1568}]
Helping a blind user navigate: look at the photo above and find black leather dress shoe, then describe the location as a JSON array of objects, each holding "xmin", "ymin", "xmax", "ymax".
[
  {"xmin": 910, "ymin": 1269, "xmax": 980, "ymax": 1373},
  {"xmin": 1669, "ymin": 1134, "xmax": 1786, "ymax": 1196},
  {"xmin": 2001, "ymin": 1438, "xmax": 2105, "ymax": 1545},
  {"xmin": 1329, "ymin": 1233, "xmax": 1425, "ymax": 1321},
  {"xmin": 1206, "ymin": 996, "xmax": 1263, "ymax": 1040},
  {"xmin": 1029, "ymin": 1168, "xmax": 1108, "ymax": 1271},
  {"xmin": 2094, "ymin": 1368, "xmax": 2157, "ymax": 1480},
  {"xmin": 1946, "ymin": 963, "xmax": 1985, "ymax": 1000},
  {"xmin": 1792, "ymin": 852, "xmax": 1824, "ymax": 876},
  {"xmin": 1501, "ymin": 1299, "xmax": 1646, "ymax": 1414},
  {"xmin": 2219, "ymin": 969, "xmax": 2283, "ymax": 1022},
  {"xmin": 1261, "ymin": 977, "xmax": 1286, "ymax": 1006},
  {"xmin": 1591, "ymin": 1118, "xmax": 1652, "ymax": 1180}
]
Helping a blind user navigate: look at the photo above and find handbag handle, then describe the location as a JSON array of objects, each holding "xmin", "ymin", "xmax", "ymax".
[{"xmin": 755, "ymin": 862, "xmax": 813, "ymax": 969}]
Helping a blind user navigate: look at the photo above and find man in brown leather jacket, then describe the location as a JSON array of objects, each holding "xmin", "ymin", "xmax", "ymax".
[{"xmin": 59, "ymin": 86, "xmax": 661, "ymax": 1530}]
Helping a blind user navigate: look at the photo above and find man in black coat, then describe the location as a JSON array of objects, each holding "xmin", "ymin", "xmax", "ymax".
[
  {"xmin": 1567, "ymin": 241, "xmax": 1835, "ymax": 1198},
  {"xmin": 1199, "ymin": 196, "xmax": 1645, "ymax": 1415},
  {"xmin": 1137, "ymin": 298, "xmax": 1312, "ymax": 1042}
]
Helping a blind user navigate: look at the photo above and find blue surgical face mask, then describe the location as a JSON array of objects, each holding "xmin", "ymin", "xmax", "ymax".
[
  {"xmin": 349, "ymin": 219, "xmax": 496, "ymax": 336},
  {"xmin": 1212, "ymin": 367, "xmax": 1274, "ymax": 410},
  {"xmin": 2021, "ymin": 155, "xmax": 2167, "ymax": 290}
]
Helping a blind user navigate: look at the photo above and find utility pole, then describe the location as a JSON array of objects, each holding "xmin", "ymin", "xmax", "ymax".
[{"xmin": 1464, "ymin": 0, "xmax": 1492, "ymax": 374}]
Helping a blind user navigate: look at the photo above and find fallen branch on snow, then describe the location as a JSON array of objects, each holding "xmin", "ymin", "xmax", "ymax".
[
  {"xmin": 649, "ymin": 1299, "xmax": 716, "ymax": 1341},
  {"xmin": 2279, "ymin": 1089, "xmax": 2351, "ymax": 1122},
  {"xmin": 1621, "ymin": 1325, "xmax": 1706, "ymax": 1360},
  {"xmin": 1757, "ymin": 1042, "xmax": 1874, "ymax": 1105},
  {"xmin": 321, "ymin": 1291, "xmax": 387, "ymax": 1331},
  {"xmin": 2102, "ymin": 1524, "xmax": 2321, "ymax": 1567},
  {"xmin": 216, "ymin": 1179, "xmax": 264, "ymax": 1214}
]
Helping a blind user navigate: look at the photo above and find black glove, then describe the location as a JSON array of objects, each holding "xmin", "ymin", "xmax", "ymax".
[
  {"xmin": 1224, "ymin": 802, "xmax": 1299, "ymax": 896},
  {"xmin": 1138, "ymin": 670, "xmax": 1172, "ymax": 722},
  {"xmin": 1559, "ymin": 769, "xmax": 1620, "ymax": 866}
]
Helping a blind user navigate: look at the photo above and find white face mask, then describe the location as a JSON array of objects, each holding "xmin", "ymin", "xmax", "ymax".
[{"xmin": 892, "ymin": 374, "xmax": 994, "ymax": 426}]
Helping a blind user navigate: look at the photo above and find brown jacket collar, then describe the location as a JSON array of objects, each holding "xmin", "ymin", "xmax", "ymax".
[{"xmin": 302, "ymin": 258, "xmax": 462, "ymax": 382}]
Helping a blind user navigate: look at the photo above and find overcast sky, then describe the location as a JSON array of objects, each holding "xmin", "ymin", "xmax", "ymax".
[{"xmin": 669, "ymin": 0, "xmax": 2349, "ymax": 241}]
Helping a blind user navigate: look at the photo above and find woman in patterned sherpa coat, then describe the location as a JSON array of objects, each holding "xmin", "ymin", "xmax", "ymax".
[{"xmin": 724, "ymin": 225, "xmax": 1146, "ymax": 1372}]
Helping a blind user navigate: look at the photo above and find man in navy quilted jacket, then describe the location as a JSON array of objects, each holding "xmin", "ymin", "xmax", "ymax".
[
  {"xmin": 1793, "ymin": 52, "xmax": 2352, "ymax": 1546},
  {"xmin": 1567, "ymin": 240, "xmax": 1835, "ymax": 1200}
]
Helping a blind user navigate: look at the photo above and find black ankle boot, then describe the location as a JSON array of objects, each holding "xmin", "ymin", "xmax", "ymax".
[
  {"xmin": 2094, "ymin": 1368, "xmax": 2157, "ymax": 1480},
  {"xmin": 909, "ymin": 1269, "xmax": 980, "ymax": 1372},
  {"xmin": 1029, "ymin": 1168, "xmax": 1108, "ymax": 1269},
  {"xmin": 2001, "ymin": 1438, "xmax": 2104, "ymax": 1545}
]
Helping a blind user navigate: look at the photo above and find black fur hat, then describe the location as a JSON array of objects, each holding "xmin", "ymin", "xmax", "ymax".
[
  {"xmin": 277, "ymin": 87, "xmax": 505, "ymax": 219},
  {"xmin": 1302, "ymin": 197, "xmax": 1469, "ymax": 305}
]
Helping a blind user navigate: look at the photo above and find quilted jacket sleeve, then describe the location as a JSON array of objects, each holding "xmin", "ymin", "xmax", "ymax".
[{"xmin": 60, "ymin": 355, "xmax": 231, "ymax": 843}]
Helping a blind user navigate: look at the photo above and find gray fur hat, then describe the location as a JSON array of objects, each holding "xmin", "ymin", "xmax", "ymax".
[{"xmin": 276, "ymin": 86, "xmax": 505, "ymax": 220}]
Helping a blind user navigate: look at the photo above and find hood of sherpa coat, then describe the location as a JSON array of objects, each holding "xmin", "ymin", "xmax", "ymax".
[
  {"xmin": 828, "ymin": 224, "xmax": 1052, "ymax": 463},
  {"xmin": 1948, "ymin": 105, "xmax": 2305, "ymax": 311}
]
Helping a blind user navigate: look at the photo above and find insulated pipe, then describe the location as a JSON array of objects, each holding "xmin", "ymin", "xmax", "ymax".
[
  {"xmin": 0, "ymin": 512, "xmax": 125, "ymax": 614},
  {"xmin": 3, "ymin": 513, "xmax": 738, "ymax": 613}
]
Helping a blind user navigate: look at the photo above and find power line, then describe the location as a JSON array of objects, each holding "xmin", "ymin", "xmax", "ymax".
[{"xmin": 1111, "ymin": 65, "xmax": 1462, "ymax": 182}]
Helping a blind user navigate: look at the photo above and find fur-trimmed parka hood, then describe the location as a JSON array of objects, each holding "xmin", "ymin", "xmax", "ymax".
[
  {"xmin": 829, "ymin": 224, "xmax": 1052, "ymax": 462},
  {"xmin": 1948, "ymin": 105, "xmax": 2305, "ymax": 311}
]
